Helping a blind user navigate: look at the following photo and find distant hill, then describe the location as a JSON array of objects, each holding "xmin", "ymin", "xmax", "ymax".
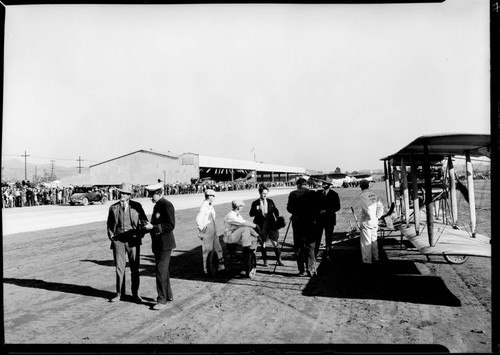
[{"xmin": 1, "ymin": 159, "xmax": 89, "ymax": 182}]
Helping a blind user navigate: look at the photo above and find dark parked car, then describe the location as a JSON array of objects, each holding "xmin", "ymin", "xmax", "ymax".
[{"xmin": 69, "ymin": 185, "xmax": 107, "ymax": 206}]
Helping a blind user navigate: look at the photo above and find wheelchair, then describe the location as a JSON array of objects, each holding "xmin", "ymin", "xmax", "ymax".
[{"xmin": 206, "ymin": 232, "xmax": 258, "ymax": 279}]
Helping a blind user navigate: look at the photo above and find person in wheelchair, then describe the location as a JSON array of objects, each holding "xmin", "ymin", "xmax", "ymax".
[{"xmin": 223, "ymin": 199, "xmax": 260, "ymax": 252}]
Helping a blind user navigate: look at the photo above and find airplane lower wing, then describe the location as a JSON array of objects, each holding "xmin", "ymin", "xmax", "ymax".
[{"xmin": 399, "ymin": 223, "xmax": 491, "ymax": 258}]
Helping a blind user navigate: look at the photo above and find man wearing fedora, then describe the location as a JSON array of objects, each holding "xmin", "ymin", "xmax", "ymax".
[
  {"xmin": 106, "ymin": 182, "xmax": 149, "ymax": 303},
  {"xmin": 143, "ymin": 183, "xmax": 176, "ymax": 310},
  {"xmin": 314, "ymin": 177, "xmax": 341, "ymax": 260},
  {"xmin": 287, "ymin": 177, "xmax": 318, "ymax": 277}
]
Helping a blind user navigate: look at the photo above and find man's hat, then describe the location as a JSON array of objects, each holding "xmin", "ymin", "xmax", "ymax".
[
  {"xmin": 117, "ymin": 182, "xmax": 133, "ymax": 195},
  {"xmin": 296, "ymin": 177, "xmax": 307, "ymax": 185},
  {"xmin": 145, "ymin": 183, "xmax": 164, "ymax": 193},
  {"xmin": 322, "ymin": 177, "xmax": 333, "ymax": 186},
  {"xmin": 205, "ymin": 189, "xmax": 216, "ymax": 196},
  {"xmin": 232, "ymin": 199, "xmax": 245, "ymax": 208},
  {"xmin": 359, "ymin": 179, "xmax": 370, "ymax": 188}
]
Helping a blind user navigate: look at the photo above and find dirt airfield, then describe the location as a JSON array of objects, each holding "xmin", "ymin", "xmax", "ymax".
[{"xmin": 2, "ymin": 183, "xmax": 492, "ymax": 353}]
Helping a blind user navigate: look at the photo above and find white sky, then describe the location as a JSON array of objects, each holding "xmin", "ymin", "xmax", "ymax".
[{"xmin": 1, "ymin": 2, "xmax": 490, "ymax": 173}]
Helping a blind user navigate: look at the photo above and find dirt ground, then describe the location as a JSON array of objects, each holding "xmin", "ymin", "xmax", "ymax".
[{"xmin": 2, "ymin": 182, "xmax": 492, "ymax": 353}]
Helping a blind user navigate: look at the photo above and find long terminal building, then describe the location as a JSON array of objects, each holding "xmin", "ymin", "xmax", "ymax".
[{"xmin": 60, "ymin": 149, "xmax": 309, "ymax": 187}]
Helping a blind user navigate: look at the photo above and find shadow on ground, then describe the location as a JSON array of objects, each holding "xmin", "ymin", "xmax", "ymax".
[
  {"xmin": 3, "ymin": 277, "xmax": 115, "ymax": 300},
  {"xmin": 302, "ymin": 238, "xmax": 461, "ymax": 307}
]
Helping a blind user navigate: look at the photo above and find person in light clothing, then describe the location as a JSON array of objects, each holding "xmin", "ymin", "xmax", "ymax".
[
  {"xmin": 223, "ymin": 200, "xmax": 260, "ymax": 251},
  {"xmin": 196, "ymin": 189, "xmax": 224, "ymax": 274},
  {"xmin": 358, "ymin": 179, "xmax": 384, "ymax": 264}
]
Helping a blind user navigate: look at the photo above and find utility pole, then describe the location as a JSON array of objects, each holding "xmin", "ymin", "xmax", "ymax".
[
  {"xmin": 76, "ymin": 156, "xmax": 84, "ymax": 174},
  {"xmin": 21, "ymin": 150, "xmax": 30, "ymax": 180},
  {"xmin": 50, "ymin": 160, "xmax": 56, "ymax": 181}
]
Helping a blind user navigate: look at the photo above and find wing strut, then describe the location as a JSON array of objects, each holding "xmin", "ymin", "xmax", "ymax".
[
  {"xmin": 401, "ymin": 157, "xmax": 411, "ymax": 227},
  {"xmin": 447, "ymin": 156, "xmax": 458, "ymax": 227},
  {"xmin": 410, "ymin": 154, "xmax": 420, "ymax": 235},
  {"xmin": 423, "ymin": 143, "xmax": 435, "ymax": 246},
  {"xmin": 465, "ymin": 151, "xmax": 477, "ymax": 237}
]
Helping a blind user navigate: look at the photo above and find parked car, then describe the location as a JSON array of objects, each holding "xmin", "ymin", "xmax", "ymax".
[{"xmin": 69, "ymin": 185, "xmax": 107, "ymax": 206}]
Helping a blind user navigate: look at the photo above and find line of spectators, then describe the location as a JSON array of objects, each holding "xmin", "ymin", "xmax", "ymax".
[{"xmin": 2, "ymin": 179, "xmax": 296, "ymax": 208}]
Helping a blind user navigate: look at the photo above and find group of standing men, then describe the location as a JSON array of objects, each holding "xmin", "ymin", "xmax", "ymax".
[
  {"xmin": 106, "ymin": 177, "xmax": 384, "ymax": 310},
  {"xmin": 287, "ymin": 177, "xmax": 384, "ymax": 277},
  {"xmin": 106, "ymin": 182, "xmax": 176, "ymax": 311}
]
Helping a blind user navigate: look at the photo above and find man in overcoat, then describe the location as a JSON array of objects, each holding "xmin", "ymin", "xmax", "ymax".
[
  {"xmin": 144, "ymin": 183, "xmax": 176, "ymax": 310},
  {"xmin": 287, "ymin": 177, "xmax": 318, "ymax": 277},
  {"xmin": 106, "ymin": 182, "xmax": 148, "ymax": 303},
  {"xmin": 314, "ymin": 177, "xmax": 341, "ymax": 260}
]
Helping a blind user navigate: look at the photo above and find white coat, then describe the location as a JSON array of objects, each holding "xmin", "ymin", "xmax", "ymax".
[
  {"xmin": 196, "ymin": 200, "xmax": 224, "ymax": 273},
  {"xmin": 359, "ymin": 189, "xmax": 384, "ymax": 263}
]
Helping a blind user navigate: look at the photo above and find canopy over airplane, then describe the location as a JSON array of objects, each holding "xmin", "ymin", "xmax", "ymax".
[{"xmin": 380, "ymin": 133, "xmax": 490, "ymax": 264}]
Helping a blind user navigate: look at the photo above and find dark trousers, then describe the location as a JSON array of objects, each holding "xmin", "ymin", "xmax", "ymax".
[
  {"xmin": 314, "ymin": 216, "xmax": 335, "ymax": 257},
  {"xmin": 112, "ymin": 241, "xmax": 140, "ymax": 296},
  {"xmin": 292, "ymin": 219, "xmax": 316, "ymax": 274},
  {"xmin": 154, "ymin": 249, "xmax": 173, "ymax": 304}
]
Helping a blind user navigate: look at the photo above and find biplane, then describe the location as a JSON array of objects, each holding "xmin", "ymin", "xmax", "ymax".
[
  {"xmin": 380, "ymin": 133, "xmax": 491, "ymax": 264},
  {"xmin": 309, "ymin": 173, "xmax": 352, "ymax": 188}
]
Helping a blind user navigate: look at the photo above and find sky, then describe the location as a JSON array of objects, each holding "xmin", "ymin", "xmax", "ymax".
[{"xmin": 1, "ymin": 1, "xmax": 490, "ymax": 173}]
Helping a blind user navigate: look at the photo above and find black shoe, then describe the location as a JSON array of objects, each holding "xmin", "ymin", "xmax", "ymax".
[{"xmin": 132, "ymin": 295, "xmax": 143, "ymax": 303}]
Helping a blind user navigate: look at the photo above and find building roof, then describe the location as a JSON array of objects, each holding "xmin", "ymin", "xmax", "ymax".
[
  {"xmin": 90, "ymin": 149, "xmax": 179, "ymax": 168},
  {"xmin": 198, "ymin": 155, "xmax": 306, "ymax": 174},
  {"xmin": 90, "ymin": 149, "xmax": 307, "ymax": 174}
]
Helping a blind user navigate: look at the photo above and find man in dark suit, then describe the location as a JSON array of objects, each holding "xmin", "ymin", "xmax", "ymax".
[
  {"xmin": 144, "ymin": 183, "xmax": 176, "ymax": 310},
  {"xmin": 249, "ymin": 184, "xmax": 284, "ymax": 267},
  {"xmin": 314, "ymin": 177, "xmax": 341, "ymax": 260},
  {"xmin": 287, "ymin": 177, "xmax": 318, "ymax": 277},
  {"xmin": 106, "ymin": 182, "xmax": 148, "ymax": 303}
]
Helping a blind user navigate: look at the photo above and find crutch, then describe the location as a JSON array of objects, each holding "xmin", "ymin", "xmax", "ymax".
[
  {"xmin": 350, "ymin": 206, "xmax": 361, "ymax": 230},
  {"xmin": 273, "ymin": 218, "xmax": 292, "ymax": 273}
]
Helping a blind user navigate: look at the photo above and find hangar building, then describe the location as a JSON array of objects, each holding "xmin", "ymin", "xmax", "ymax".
[{"xmin": 60, "ymin": 149, "xmax": 306, "ymax": 186}]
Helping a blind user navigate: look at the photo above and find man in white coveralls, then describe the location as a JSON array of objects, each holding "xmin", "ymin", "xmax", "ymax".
[{"xmin": 358, "ymin": 179, "xmax": 384, "ymax": 264}]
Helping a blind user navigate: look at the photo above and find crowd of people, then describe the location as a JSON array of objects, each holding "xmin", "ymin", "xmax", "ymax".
[{"xmin": 1, "ymin": 179, "xmax": 297, "ymax": 209}]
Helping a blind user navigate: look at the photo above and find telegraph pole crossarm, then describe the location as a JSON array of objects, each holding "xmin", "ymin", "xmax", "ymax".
[{"xmin": 21, "ymin": 151, "xmax": 30, "ymax": 181}]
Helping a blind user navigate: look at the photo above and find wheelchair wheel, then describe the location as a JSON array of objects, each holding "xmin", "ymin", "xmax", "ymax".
[
  {"xmin": 206, "ymin": 250, "xmax": 219, "ymax": 276},
  {"xmin": 443, "ymin": 254, "xmax": 469, "ymax": 264},
  {"xmin": 244, "ymin": 251, "xmax": 257, "ymax": 278}
]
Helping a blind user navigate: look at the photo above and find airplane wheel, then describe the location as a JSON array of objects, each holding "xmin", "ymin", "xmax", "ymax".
[
  {"xmin": 443, "ymin": 254, "xmax": 469, "ymax": 264},
  {"xmin": 244, "ymin": 251, "xmax": 257, "ymax": 278},
  {"xmin": 206, "ymin": 250, "xmax": 219, "ymax": 277}
]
